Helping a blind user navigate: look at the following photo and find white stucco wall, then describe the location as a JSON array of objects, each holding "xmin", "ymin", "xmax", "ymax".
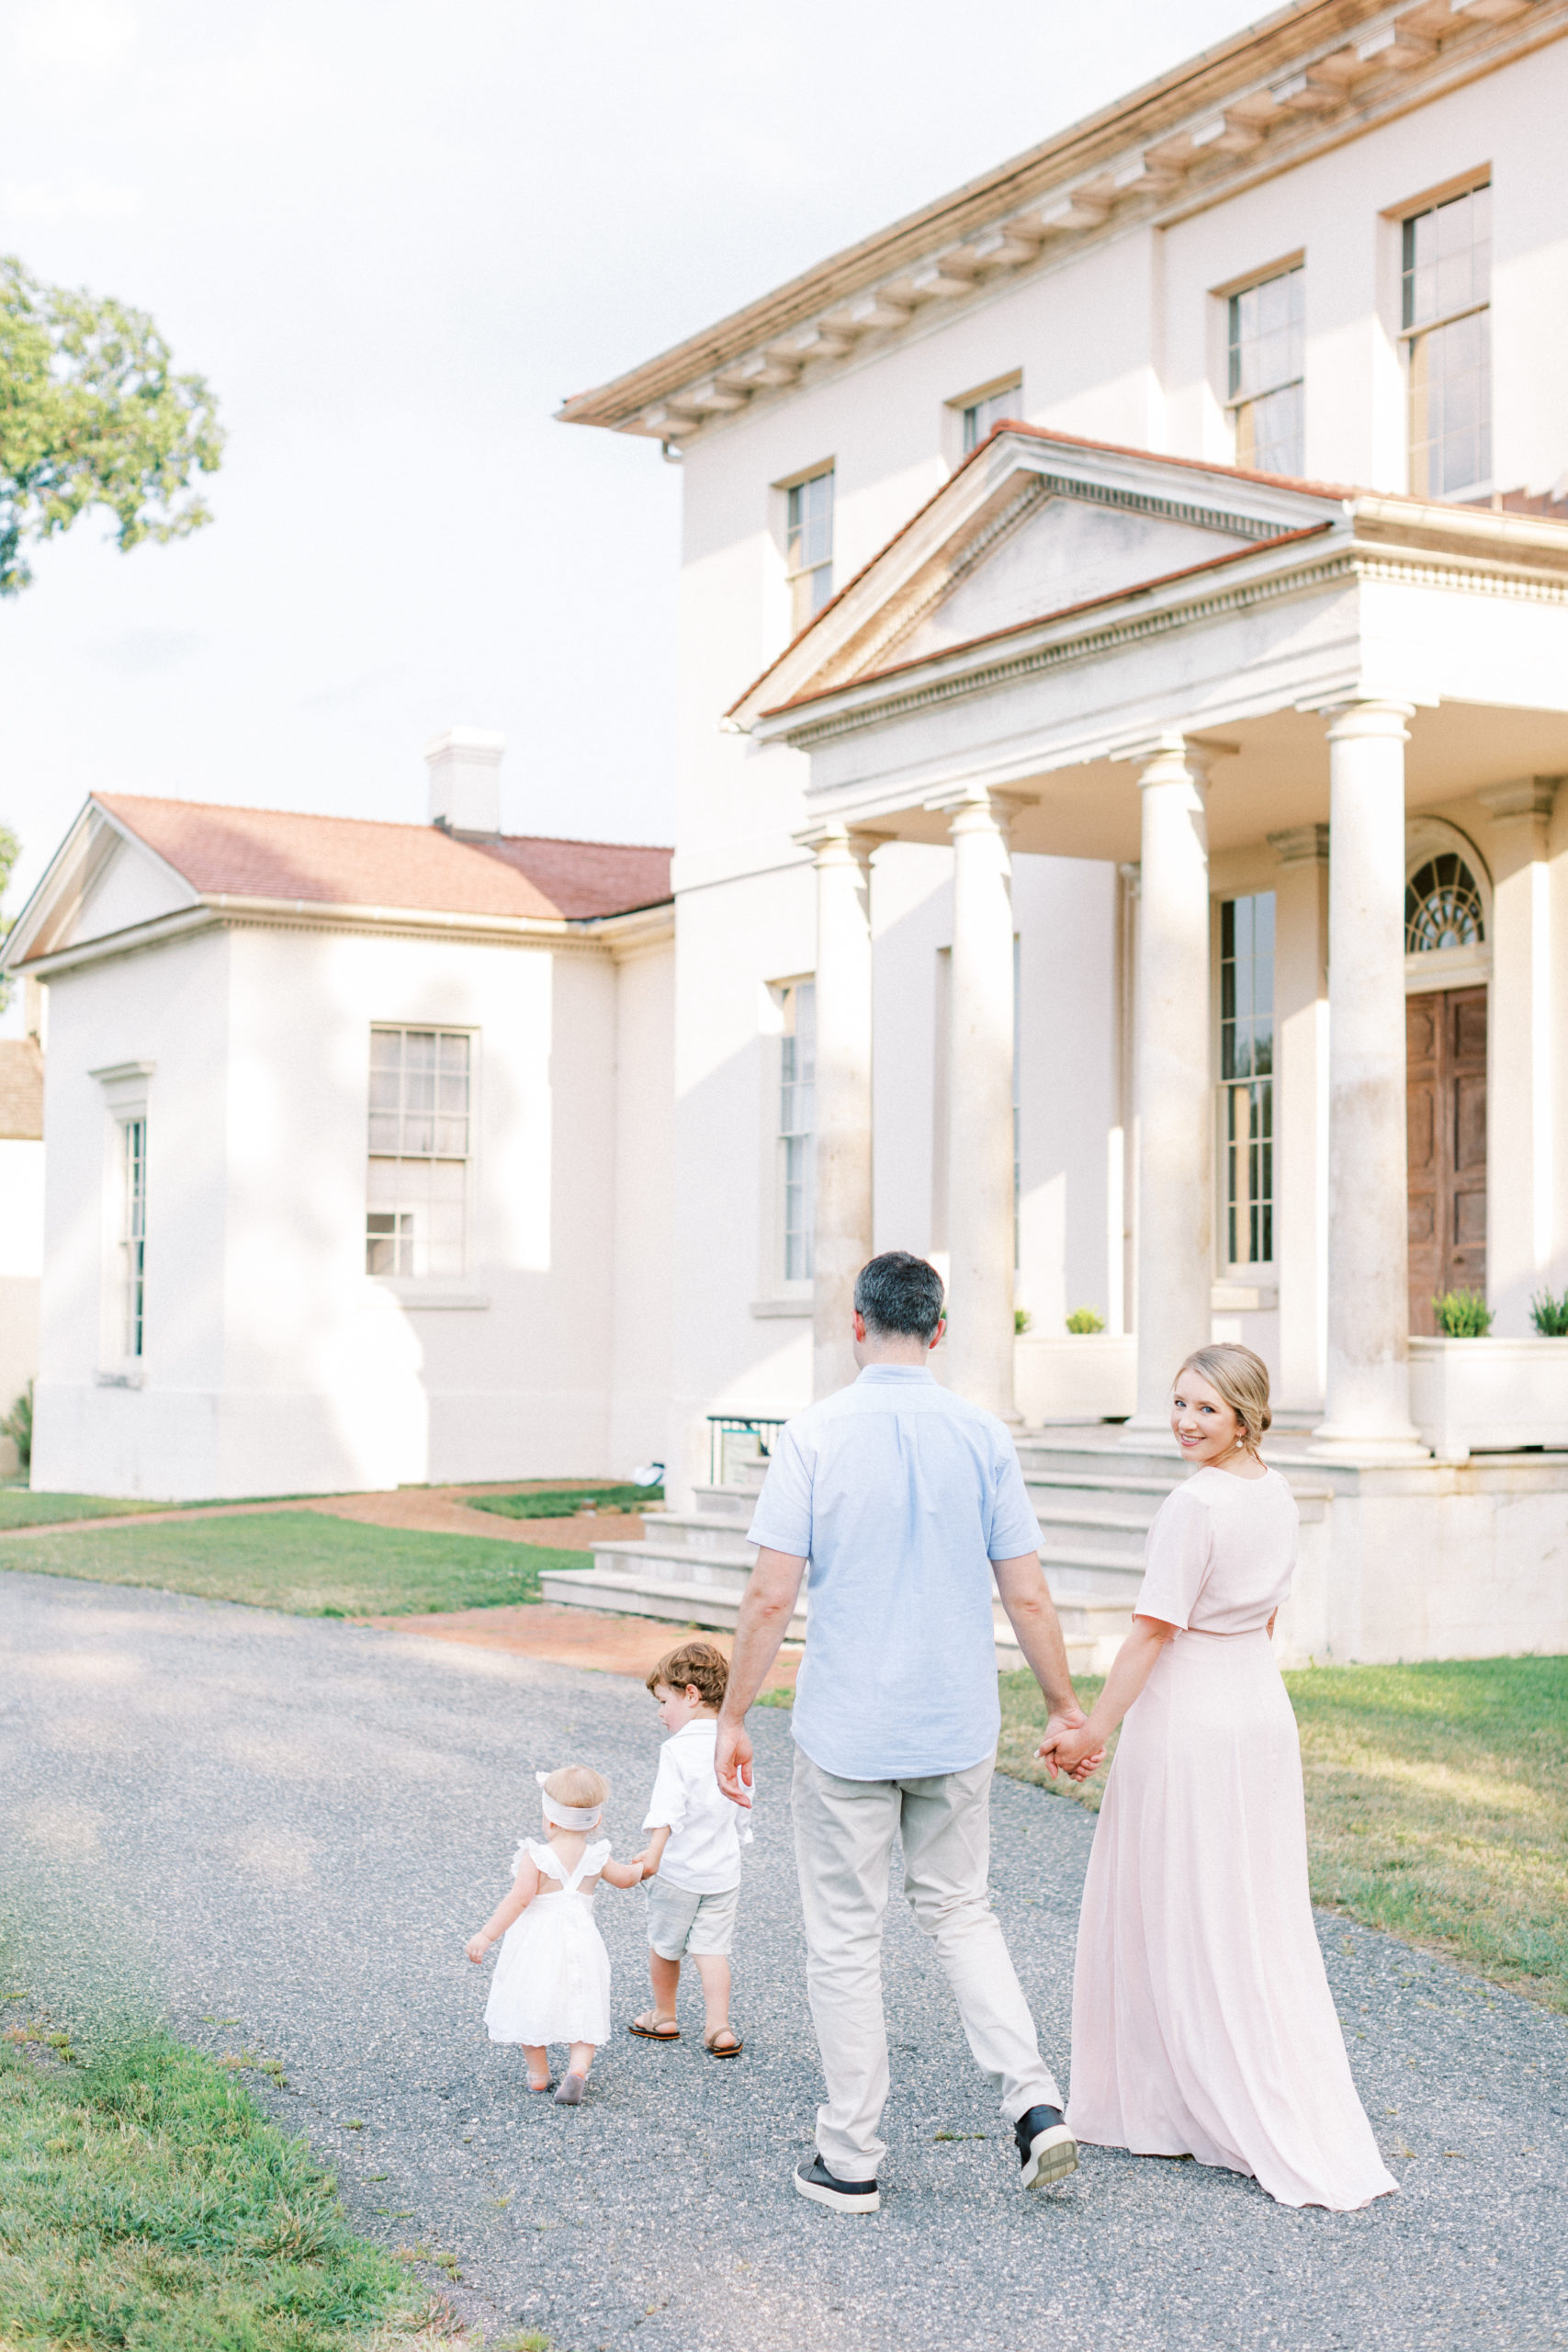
[
  {"xmin": 608, "ymin": 938, "xmax": 676, "ymax": 1477},
  {"xmin": 658, "ymin": 41, "xmax": 1568, "ymax": 1473},
  {"xmin": 33, "ymin": 927, "xmax": 231, "ymax": 1497},
  {"xmin": 31, "ymin": 914, "xmax": 674, "ymax": 1499},
  {"xmin": 0, "ymin": 1136, "xmax": 44, "ymax": 1452}
]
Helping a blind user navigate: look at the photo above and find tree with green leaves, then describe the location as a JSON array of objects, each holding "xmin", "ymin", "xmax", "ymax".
[{"xmin": 0, "ymin": 255, "xmax": 224, "ymax": 597}]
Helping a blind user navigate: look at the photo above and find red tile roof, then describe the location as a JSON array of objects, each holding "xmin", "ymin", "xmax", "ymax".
[{"xmin": 95, "ymin": 796, "xmax": 671, "ymax": 923}]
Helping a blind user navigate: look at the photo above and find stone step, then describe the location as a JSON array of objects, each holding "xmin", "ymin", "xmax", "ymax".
[
  {"xmin": 1018, "ymin": 1439, "xmax": 1190, "ymax": 1484},
  {"xmin": 707, "ymin": 1446, "xmax": 771, "ymax": 1491},
  {"xmin": 541, "ymin": 1561, "xmax": 1047, "ymax": 1671},
  {"xmin": 538, "ymin": 1562, "xmax": 810, "ymax": 1644},
  {"xmin": 639, "ymin": 1510, "xmax": 758, "ymax": 1557},
  {"xmin": 999, "ymin": 1596, "xmax": 1134, "ymax": 1679},
  {"xmin": 1032, "ymin": 1502, "xmax": 1152, "ymax": 1559},
  {"xmin": 1024, "ymin": 1470, "xmax": 1176, "ymax": 1521},
  {"xmin": 689, "ymin": 1484, "xmax": 760, "ymax": 1523},
  {"xmin": 1042, "ymin": 1558, "xmax": 1145, "ymax": 1605},
  {"xmin": 589, "ymin": 1535, "xmax": 755, "ymax": 1591}
]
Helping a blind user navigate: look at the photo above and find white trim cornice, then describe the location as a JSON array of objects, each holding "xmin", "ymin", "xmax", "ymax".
[
  {"xmin": 559, "ymin": 0, "xmax": 1568, "ymax": 444},
  {"xmin": 753, "ymin": 518, "xmax": 1568, "ymax": 756},
  {"xmin": 6, "ymin": 890, "xmax": 673, "ymax": 982}
]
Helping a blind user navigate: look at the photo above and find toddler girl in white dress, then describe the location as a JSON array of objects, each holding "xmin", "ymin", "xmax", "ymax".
[{"xmin": 467, "ymin": 1765, "xmax": 646, "ymax": 2105}]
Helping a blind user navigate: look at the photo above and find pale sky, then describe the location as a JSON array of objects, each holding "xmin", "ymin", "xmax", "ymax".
[{"xmin": 0, "ymin": 0, "xmax": 1267, "ymax": 928}]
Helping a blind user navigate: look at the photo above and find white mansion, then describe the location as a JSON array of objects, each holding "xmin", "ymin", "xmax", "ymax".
[
  {"xmin": 556, "ymin": 0, "xmax": 1568, "ymax": 1661},
  {"xmin": 9, "ymin": 0, "xmax": 1568, "ymax": 1662}
]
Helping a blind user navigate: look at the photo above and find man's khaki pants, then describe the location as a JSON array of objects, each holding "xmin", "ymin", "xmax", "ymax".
[{"xmin": 792, "ymin": 1746, "xmax": 1065, "ymax": 2181}]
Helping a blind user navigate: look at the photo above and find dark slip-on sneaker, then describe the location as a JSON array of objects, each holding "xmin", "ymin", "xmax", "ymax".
[
  {"xmin": 794, "ymin": 2154, "xmax": 880, "ymax": 2212},
  {"xmin": 1016, "ymin": 2104, "xmax": 1078, "ymax": 2189}
]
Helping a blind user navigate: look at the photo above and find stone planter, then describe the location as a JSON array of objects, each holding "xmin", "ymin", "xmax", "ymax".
[
  {"xmin": 1014, "ymin": 1332, "xmax": 1136, "ymax": 1426},
  {"xmin": 1407, "ymin": 1335, "xmax": 1568, "ymax": 1460}
]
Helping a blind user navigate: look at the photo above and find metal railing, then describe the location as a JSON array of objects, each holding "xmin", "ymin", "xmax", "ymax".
[{"xmin": 707, "ymin": 1414, "xmax": 785, "ymax": 1487}]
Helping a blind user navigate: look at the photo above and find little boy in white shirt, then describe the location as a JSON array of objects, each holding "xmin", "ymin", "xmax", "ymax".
[{"xmin": 628, "ymin": 1640, "xmax": 750, "ymax": 2057}]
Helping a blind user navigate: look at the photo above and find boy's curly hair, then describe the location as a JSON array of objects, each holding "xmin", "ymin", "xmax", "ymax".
[{"xmin": 646, "ymin": 1640, "xmax": 728, "ymax": 1711}]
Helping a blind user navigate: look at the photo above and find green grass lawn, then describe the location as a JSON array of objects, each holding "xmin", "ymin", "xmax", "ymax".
[
  {"xmin": 0, "ymin": 1490, "xmax": 182, "ymax": 1529},
  {"xmin": 0, "ymin": 2029, "xmax": 444, "ymax": 2351},
  {"xmin": 466, "ymin": 1482, "xmax": 661, "ymax": 1520},
  {"xmin": 0, "ymin": 1512, "xmax": 584, "ymax": 1619},
  {"xmin": 997, "ymin": 1654, "xmax": 1568, "ymax": 2009}
]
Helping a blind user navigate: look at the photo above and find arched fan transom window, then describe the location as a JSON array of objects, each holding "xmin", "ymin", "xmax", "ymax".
[{"xmin": 1404, "ymin": 853, "xmax": 1485, "ymax": 954}]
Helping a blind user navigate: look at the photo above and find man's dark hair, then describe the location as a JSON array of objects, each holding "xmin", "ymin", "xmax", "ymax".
[{"xmin": 854, "ymin": 1251, "xmax": 946, "ymax": 1340}]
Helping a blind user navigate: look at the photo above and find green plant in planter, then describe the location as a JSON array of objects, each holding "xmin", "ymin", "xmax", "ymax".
[
  {"xmin": 1530, "ymin": 1285, "xmax": 1568, "ymax": 1338},
  {"xmin": 1014, "ymin": 1307, "xmax": 1032, "ymax": 1336},
  {"xmin": 1432, "ymin": 1289, "xmax": 1493, "ymax": 1338},
  {"xmin": 1065, "ymin": 1306, "xmax": 1106, "ymax": 1335},
  {"xmin": 1, "ymin": 1378, "xmax": 31, "ymax": 1475}
]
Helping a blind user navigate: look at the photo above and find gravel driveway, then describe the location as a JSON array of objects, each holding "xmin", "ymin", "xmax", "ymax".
[{"xmin": 1, "ymin": 1571, "xmax": 1562, "ymax": 2352}]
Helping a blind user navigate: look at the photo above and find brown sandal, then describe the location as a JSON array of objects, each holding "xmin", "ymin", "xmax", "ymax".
[
  {"xmin": 704, "ymin": 2027, "xmax": 743, "ymax": 2059},
  {"xmin": 627, "ymin": 2012, "xmax": 681, "ymax": 2041}
]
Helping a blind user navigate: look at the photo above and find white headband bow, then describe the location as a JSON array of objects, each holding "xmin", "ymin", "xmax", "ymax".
[{"xmin": 536, "ymin": 1770, "xmax": 603, "ymax": 1829}]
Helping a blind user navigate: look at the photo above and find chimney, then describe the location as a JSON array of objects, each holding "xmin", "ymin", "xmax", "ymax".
[{"xmin": 424, "ymin": 726, "xmax": 505, "ymax": 835}]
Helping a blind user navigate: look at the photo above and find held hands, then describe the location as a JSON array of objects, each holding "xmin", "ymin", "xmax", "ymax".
[
  {"xmin": 1035, "ymin": 1708, "xmax": 1107, "ymax": 1781},
  {"xmin": 715, "ymin": 1717, "xmax": 755, "ymax": 1810},
  {"xmin": 627, "ymin": 1849, "xmax": 659, "ymax": 1881}
]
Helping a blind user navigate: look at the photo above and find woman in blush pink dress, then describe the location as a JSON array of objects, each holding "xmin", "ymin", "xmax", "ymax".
[{"xmin": 1043, "ymin": 1344, "xmax": 1396, "ymax": 2212}]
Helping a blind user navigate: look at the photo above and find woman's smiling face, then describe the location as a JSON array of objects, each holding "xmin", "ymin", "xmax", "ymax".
[{"xmin": 1170, "ymin": 1367, "xmax": 1246, "ymax": 1466}]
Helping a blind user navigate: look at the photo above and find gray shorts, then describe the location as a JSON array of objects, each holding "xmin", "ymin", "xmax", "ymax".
[{"xmin": 645, "ymin": 1876, "xmax": 739, "ymax": 1960}]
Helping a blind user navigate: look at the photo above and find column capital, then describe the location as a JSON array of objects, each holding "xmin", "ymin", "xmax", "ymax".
[
  {"xmin": 922, "ymin": 783, "xmax": 1035, "ymax": 826},
  {"xmin": 1268, "ymin": 822, "xmax": 1330, "ymax": 868},
  {"xmin": 793, "ymin": 820, "xmax": 892, "ymax": 862},
  {"xmin": 1312, "ymin": 696, "xmax": 1415, "ymax": 741},
  {"xmin": 1111, "ymin": 729, "xmax": 1232, "ymax": 786},
  {"xmin": 1477, "ymin": 777, "xmax": 1560, "ymax": 826}
]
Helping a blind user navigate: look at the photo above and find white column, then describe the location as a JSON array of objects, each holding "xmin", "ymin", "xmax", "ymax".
[
  {"xmin": 806, "ymin": 824, "xmax": 878, "ymax": 1399},
  {"xmin": 1268, "ymin": 825, "xmax": 1330, "ymax": 1416},
  {"xmin": 1107, "ymin": 862, "xmax": 1140, "ymax": 1337},
  {"xmin": 1312, "ymin": 700, "xmax": 1427, "ymax": 1459},
  {"xmin": 1479, "ymin": 779, "xmax": 1558, "ymax": 1333},
  {"xmin": 1125, "ymin": 735, "xmax": 1214, "ymax": 1431},
  {"xmin": 943, "ymin": 788, "xmax": 1020, "ymax": 1418}
]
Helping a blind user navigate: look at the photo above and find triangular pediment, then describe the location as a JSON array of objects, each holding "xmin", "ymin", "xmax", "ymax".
[
  {"xmin": 729, "ymin": 427, "xmax": 1347, "ymax": 728},
  {"xmin": 875, "ymin": 488, "xmax": 1254, "ymax": 669},
  {"xmin": 4, "ymin": 800, "xmax": 200, "ymax": 969}
]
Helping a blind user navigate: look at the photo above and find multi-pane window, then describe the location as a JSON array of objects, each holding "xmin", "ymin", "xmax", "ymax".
[
  {"xmin": 366, "ymin": 1027, "xmax": 471, "ymax": 1279},
  {"xmin": 785, "ymin": 469, "xmax": 834, "ymax": 634},
  {"xmin": 1404, "ymin": 854, "xmax": 1484, "ymax": 953},
  {"xmin": 962, "ymin": 380, "xmax": 1022, "ymax": 455},
  {"xmin": 1219, "ymin": 895, "xmax": 1274, "ymax": 1266},
  {"xmin": 1403, "ymin": 184, "xmax": 1491, "ymax": 498},
  {"xmin": 779, "ymin": 981, "xmax": 816, "ymax": 1283},
  {"xmin": 120, "ymin": 1116, "xmax": 147, "ymax": 1358},
  {"xmin": 1227, "ymin": 267, "xmax": 1304, "ymax": 475}
]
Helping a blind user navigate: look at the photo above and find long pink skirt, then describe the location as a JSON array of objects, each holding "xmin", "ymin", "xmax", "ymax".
[{"xmin": 1066, "ymin": 1627, "xmax": 1397, "ymax": 2211}]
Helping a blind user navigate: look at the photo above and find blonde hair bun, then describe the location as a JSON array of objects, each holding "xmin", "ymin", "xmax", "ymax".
[{"xmin": 1174, "ymin": 1344, "xmax": 1271, "ymax": 1452}]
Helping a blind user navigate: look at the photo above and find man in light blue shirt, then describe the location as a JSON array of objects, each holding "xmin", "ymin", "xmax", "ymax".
[{"xmin": 716, "ymin": 1251, "xmax": 1090, "ymax": 2212}]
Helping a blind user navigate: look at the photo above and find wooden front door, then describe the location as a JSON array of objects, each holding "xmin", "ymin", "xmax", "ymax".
[{"xmin": 1406, "ymin": 986, "xmax": 1487, "ymax": 1333}]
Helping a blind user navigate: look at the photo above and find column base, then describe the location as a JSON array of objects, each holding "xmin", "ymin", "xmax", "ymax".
[{"xmin": 1305, "ymin": 1421, "xmax": 1431, "ymax": 1464}]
